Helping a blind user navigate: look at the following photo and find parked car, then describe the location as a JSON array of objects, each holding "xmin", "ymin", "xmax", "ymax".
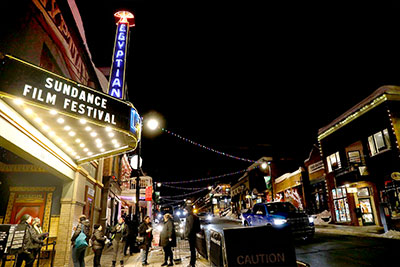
[{"xmin": 241, "ymin": 202, "xmax": 315, "ymax": 240}]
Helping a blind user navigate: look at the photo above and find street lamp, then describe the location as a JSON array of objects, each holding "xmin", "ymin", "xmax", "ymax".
[
  {"xmin": 147, "ymin": 119, "xmax": 159, "ymax": 131},
  {"xmin": 132, "ymin": 116, "xmax": 161, "ymax": 217}
]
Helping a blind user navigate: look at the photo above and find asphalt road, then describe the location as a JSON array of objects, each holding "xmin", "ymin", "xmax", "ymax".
[
  {"xmin": 202, "ymin": 217, "xmax": 400, "ymax": 267},
  {"xmin": 295, "ymin": 233, "xmax": 400, "ymax": 267}
]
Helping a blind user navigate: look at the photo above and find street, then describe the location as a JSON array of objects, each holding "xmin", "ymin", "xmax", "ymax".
[
  {"xmin": 202, "ymin": 217, "xmax": 400, "ymax": 267},
  {"xmin": 295, "ymin": 233, "xmax": 400, "ymax": 267}
]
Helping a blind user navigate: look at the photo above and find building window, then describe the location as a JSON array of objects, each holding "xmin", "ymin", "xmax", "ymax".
[
  {"xmin": 326, "ymin": 152, "xmax": 341, "ymax": 173},
  {"xmin": 332, "ymin": 186, "xmax": 351, "ymax": 222},
  {"xmin": 368, "ymin": 129, "xmax": 391, "ymax": 156}
]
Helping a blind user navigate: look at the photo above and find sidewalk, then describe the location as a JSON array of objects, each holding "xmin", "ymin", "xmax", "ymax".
[
  {"xmin": 85, "ymin": 239, "xmax": 209, "ymax": 267},
  {"xmin": 315, "ymin": 223, "xmax": 400, "ymax": 239}
]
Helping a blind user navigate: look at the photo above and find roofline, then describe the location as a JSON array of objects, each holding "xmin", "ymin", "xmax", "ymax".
[{"xmin": 318, "ymin": 85, "xmax": 400, "ymax": 140}]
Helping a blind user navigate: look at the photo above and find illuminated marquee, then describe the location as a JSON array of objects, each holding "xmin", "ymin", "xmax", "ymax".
[{"xmin": 108, "ymin": 11, "xmax": 135, "ymax": 99}]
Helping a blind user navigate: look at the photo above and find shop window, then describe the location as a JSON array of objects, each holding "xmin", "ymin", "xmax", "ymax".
[
  {"xmin": 368, "ymin": 129, "xmax": 391, "ymax": 156},
  {"xmin": 381, "ymin": 181, "xmax": 400, "ymax": 218},
  {"xmin": 332, "ymin": 186, "xmax": 351, "ymax": 222},
  {"xmin": 326, "ymin": 152, "xmax": 342, "ymax": 173}
]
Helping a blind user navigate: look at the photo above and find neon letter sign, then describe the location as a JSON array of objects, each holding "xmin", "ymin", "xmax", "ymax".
[{"xmin": 108, "ymin": 11, "xmax": 134, "ymax": 99}]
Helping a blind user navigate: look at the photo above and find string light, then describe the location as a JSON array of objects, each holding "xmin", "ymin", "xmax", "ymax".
[
  {"xmin": 161, "ymin": 128, "xmax": 256, "ymax": 163},
  {"xmin": 162, "ymin": 165, "xmax": 260, "ymax": 185},
  {"xmin": 162, "ymin": 184, "xmax": 209, "ymax": 191},
  {"xmin": 162, "ymin": 169, "xmax": 248, "ymax": 184},
  {"xmin": 161, "ymin": 188, "xmax": 208, "ymax": 198}
]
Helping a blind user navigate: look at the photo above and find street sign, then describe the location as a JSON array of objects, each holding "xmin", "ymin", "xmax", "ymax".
[{"xmin": 223, "ymin": 225, "xmax": 297, "ymax": 266}]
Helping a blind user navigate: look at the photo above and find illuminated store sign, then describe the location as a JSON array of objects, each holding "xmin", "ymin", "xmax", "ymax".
[
  {"xmin": 0, "ymin": 55, "xmax": 138, "ymax": 133},
  {"xmin": 108, "ymin": 11, "xmax": 134, "ymax": 99}
]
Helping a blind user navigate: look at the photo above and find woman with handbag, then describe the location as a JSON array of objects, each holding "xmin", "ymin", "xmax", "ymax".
[
  {"xmin": 138, "ymin": 216, "xmax": 153, "ymax": 266},
  {"xmin": 71, "ymin": 215, "xmax": 90, "ymax": 267}
]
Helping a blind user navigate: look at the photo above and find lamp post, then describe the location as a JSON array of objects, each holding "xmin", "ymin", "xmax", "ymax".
[{"xmin": 132, "ymin": 116, "xmax": 161, "ymax": 218}]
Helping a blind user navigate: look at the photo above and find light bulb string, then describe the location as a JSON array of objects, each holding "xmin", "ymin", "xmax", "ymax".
[{"xmin": 160, "ymin": 127, "xmax": 256, "ymax": 163}]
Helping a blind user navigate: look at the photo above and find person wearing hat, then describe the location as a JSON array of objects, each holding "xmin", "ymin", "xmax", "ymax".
[
  {"xmin": 16, "ymin": 214, "xmax": 44, "ymax": 267},
  {"xmin": 184, "ymin": 206, "xmax": 201, "ymax": 267},
  {"xmin": 71, "ymin": 215, "xmax": 90, "ymax": 267}
]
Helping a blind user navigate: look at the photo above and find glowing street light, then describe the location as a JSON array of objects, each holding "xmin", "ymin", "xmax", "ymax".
[{"xmin": 147, "ymin": 118, "xmax": 159, "ymax": 131}]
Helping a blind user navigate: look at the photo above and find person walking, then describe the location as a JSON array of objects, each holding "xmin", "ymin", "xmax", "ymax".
[
  {"xmin": 111, "ymin": 217, "xmax": 129, "ymax": 267},
  {"xmin": 138, "ymin": 216, "xmax": 153, "ymax": 266},
  {"xmin": 91, "ymin": 224, "xmax": 106, "ymax": 267},
  {"xmin": 71, "ymin": 215, "xmax": 90, "ymax": 267},
  {"xmin": 16, "ymin": 214, "xmax": 44, "ymax": 267},
  {"xmin": 159, "ymin": 213, "xmax": 176, "ymax": 266},
  {"xmin": 184, "ymin": 206, "xmax": 201, "ymax": 267},
  {"xmin": 31, "ymin": 217, "xmax": 48, "ymax": 265}
]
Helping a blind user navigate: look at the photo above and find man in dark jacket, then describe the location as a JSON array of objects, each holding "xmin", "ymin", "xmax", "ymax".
[
  {"xmin": 138, "ymin": 216, "xmax": 153, "ymax": 266},
  {"xmin": 111, "ymin": 217, "xmax": 129, "ymax": 267},
  {"xmin": 91, "ymin": 224, "xmax": 106, "ymax": 267},
  {"xmin": 16, "ymin": 214, "xmax": 44, "ymax": 267},
  {"xmin": 71, "ymin": 215, "xmax": 90, "ymax": 267},
  {"xmin": 159, "ymin": 213, "xmax": 176, "ymax": 266},
  {"xmin": 184, "ymin": 206, "xmax": 201, "ymax": 267}
]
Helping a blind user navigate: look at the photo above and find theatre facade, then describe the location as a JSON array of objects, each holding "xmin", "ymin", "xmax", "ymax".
[{"xmin": 0, "ymin": 1, "xmax": 140, "ymax": 266}]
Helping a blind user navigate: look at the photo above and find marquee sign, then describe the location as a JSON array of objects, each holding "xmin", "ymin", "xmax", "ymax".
[
  {"xmin": 0, "ymin": 55, "xmax": 140, "ymax": 135},
  {"xmin": 108, "ymin": 11, "xmax": 134, "ymax": 99}
]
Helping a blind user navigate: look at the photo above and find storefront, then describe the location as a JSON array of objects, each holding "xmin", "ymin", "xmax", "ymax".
[
  {"xmin": 0, "ymin": 54, "xmax": 141, "ymax": 266},
  {"xmin": 274, "ymin": 168, "xmax": 306, "ymax": 210}
]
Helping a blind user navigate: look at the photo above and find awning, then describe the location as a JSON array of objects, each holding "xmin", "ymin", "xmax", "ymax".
[{"xmin": 0, "ymin": 54, "xmax": 141, "ymax": 163}]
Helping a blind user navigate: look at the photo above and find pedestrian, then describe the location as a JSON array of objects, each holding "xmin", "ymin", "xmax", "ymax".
[
  {"xmin": 31, "ymin": 217, "xmax": 48, "ymax": 264},
  {"xmin": 138, "ymin": 216, "xmax": 153, "ymax": 266},
  {"xmin": 71, "ymin": 215, "xmax": 90, "ymax": 267},
  {"xmin": 91, "ymin": 224, "xmax": 106, "ymax": 267},
  {"xmin": 16, "ymin": 214, "xmax": 44, "ymax": 267},
  {"xmin": 159, "ymin": 213, "xmax": 176, "ymax": 266},
  {"xmin": 124, "ymin": 214, "xmax": 139, "ymax": 255},
  {"xmin": 184, "ymin": 205, "xmax": 201, "ymax": 267},
  {"xmin": 110, "ymin": 217, "xmax": 129, "ymax": 267}
]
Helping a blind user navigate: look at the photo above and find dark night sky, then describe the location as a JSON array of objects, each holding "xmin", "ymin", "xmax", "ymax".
[{"xmin": 76, "ymin": 1, "xmax": 400, "ymax": 196}]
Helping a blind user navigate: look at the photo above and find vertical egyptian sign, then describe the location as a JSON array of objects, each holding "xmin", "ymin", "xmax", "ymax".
[{"xmin": 108, "ymin": 11, "xmax": 135, "ymax": 99}]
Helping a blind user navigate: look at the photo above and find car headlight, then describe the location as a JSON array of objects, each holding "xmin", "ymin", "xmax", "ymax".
[
  {"xmin": 176, "ymin": 211, "xmax": 181, "ymax": 216},
  {"xmin": 156, "ymin": 225, "xmax": 163, "ymax": 232},
  {"xmin": 157, "ymin": 214, "xmax": 162, "ymax": 219},
  {"xmin": 309, "ymin": 216, "xmax": 314, "ymax": 223},
  {"xmin": 273, "ymin": 218, "xmax": 287, "ymax": 225},
  {"xmin": 206, "ymin": 215, "xmax": 212, "ymax": 221}
]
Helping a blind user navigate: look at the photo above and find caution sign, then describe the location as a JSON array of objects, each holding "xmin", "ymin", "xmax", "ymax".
[{"xmin": 223, "ymin": 225, "xmax": 297, "ymax": 266}]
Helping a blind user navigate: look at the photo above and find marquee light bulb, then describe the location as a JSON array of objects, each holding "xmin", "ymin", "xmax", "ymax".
[
  {"xmin": 14, "ymin": 98, "xmax": 24, "ymax": 105},
  {"xmin": 68, "ymin": 131, "xmax": 76, "ymax": 137},
  {"xmin": 79, "ymin": 119, "xmax": 87, "ymax": 124},
  {"xmin": 57, "ymin": 118, "xmax": 64, "ymax": 124},
  {"xmin": 85, "ymin": 126, "xmax": 92, "ymax": 131},
  {"xmin": 50, "ymin": 109, "xmax": 58, "ymax": 115},
  {"xmin": 90, "ymin": 132, "xmax": 97, "ymax": 137},
  {"xmin": 24, "ymin": 108, "xmax": 33, "ymax": 115}
]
